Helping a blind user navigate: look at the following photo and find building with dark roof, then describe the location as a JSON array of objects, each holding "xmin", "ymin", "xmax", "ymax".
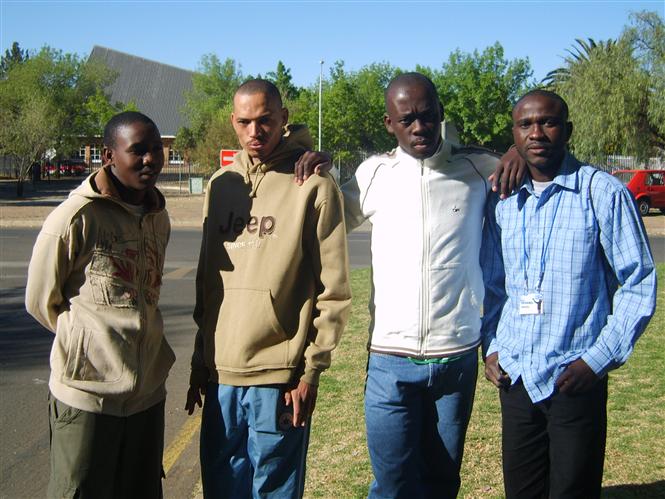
[
  {"xmin": 89, "ymin": 46, "xmax": 193, "ymax": 137},
  {"xmin": 77, "ymin": 46, "xmax": 194, "ymax": 169}
]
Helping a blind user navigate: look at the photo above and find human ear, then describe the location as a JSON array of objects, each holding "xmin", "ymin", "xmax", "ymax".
[
  {"xmin": 383, "ymin": 114, "xmax": 394, "ymax": 135},
  {"xmin": 102, "ymin": 147, "xmax": 113, "ymax": 167}
]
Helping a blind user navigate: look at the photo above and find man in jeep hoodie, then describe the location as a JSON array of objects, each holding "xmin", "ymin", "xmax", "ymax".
[
  {"xmin": 185, "ymin": 79, "xmax": 351, "ymax": 498},
  {"xmin": 25, "ymin": 111, "xmax": 175, "ymax": 498}
]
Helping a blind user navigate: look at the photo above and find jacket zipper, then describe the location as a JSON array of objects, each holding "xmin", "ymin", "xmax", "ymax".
[
  {"xmin": 419, "ymin": 161, "xmax": 431, "ymax": 357},
  {"xmin": 127, "ymin": 215, "xmax": 147, "ymax": 414}
]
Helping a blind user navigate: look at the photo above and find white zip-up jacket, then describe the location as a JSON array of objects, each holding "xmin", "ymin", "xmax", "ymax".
[{"xmin": 342, "ymin": 138, "xmax": 498, "ymax": 358}]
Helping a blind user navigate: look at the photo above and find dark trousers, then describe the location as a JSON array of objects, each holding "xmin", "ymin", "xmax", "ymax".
[
  {"xmin": 499, "ymin": 377, "xmax": 608, "ymax": 499},
  {"xmin": 48, "ymin": 396, "xmax": 165, "ymax": 499}
]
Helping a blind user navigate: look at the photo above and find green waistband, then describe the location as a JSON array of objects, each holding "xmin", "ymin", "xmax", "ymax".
[{"xmin": 407, "ymin": 350, "xmax": 474, "ymax": 365}]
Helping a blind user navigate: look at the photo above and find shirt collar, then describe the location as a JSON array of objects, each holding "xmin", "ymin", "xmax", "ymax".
[
  {"xmin": 395, "ymin": 138, "xmax": 452, "ymax": 167},
  {"xmin": 517, "ymin": 152, "xmax": 581, "ymax": 207}
]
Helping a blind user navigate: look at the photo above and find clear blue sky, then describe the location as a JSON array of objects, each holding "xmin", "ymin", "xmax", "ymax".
[{"xmin": 1, "ymin": 1, "xmax": 663, "ymax": 87}]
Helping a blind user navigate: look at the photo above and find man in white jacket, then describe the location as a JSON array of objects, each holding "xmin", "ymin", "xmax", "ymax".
[{"xmin": 346, "ymin": 73, "xmax": 501, "ymax": 498}]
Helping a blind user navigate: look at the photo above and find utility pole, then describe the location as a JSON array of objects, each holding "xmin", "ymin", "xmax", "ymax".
[{"xmin": 318, "ymin": 59, "xmax": 324, "ymax": 150}]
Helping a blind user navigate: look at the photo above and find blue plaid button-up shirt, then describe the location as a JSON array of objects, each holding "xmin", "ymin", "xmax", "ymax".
[{"xmin": 480, "ymin": 154, "xmax": 656, "ymax": 402}]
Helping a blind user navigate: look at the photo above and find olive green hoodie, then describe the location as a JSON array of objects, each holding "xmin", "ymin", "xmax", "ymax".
[{"xmin": 191, "ymin": 125, "xmax": 351, "ymax": 387}]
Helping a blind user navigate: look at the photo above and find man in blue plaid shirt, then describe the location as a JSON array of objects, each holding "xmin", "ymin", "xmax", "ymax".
[{"xmin": 480, "ymin": 90, "xmax": 656, "ymax": 499}]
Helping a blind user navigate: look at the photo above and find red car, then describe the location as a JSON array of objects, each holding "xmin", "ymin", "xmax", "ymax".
[
  {"xmin": 612, "ymin": 169, "xmax": 665, "ymax": 216},
  {"xmin": 59, "ymin": 159, "xmax": 87, "ymax": 176}
]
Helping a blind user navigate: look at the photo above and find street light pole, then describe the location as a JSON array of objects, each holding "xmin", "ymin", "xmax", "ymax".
[{"xmin": 318, "ymin": 59, "xmax": 324, "ymax": 150}]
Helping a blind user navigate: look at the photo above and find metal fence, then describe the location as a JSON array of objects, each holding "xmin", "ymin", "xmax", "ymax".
[
  {"xmin": 600, "ymin": 155, "xmax": 665, "ymax": 173},
  {"xmin": 155, "ymin": 162, "xmax": 212, "ymax": 195}
]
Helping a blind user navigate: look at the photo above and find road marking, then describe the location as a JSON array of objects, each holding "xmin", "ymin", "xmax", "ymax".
[
  {"xmin": 163, "ymin": 413, "xmax": 201, "ymax": 475},
  {"xmin": 191, "ymin": 478, "xmax": 203, "ymax": 498},
  {"xmin": 163, "ymin": 266, "xmax": 195, "ymax": 280}
]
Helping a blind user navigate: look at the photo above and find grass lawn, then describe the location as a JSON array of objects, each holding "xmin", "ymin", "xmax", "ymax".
[{"xmin": 304, "ymin": 265, "xmax": 665, "ymax": 498}]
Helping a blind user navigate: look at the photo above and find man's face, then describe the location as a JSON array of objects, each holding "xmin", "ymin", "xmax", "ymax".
[
  {"xmin": 104, "ymin": 122, "xmax": 164, "ymax": 191},
  {"xmin": 512, "ymin": 95, "xmax": 572, "ymax": 175},
  {"xmin": 232, "ymin": 92, "xmax": 288, "ymax": 162},
  {"xmin": 384, "ymin": 83, "xmax": 443, "ymax": 160}
]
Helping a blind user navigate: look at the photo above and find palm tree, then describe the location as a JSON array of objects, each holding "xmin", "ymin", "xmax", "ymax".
[{"xmin": 542, "ymin": 38, "xmax": 616, "ymax": 87}]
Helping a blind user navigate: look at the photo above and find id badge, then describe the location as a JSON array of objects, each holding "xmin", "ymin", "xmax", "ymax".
[{"xmin": 519, "ymin": 292, "xmax": 543, "ymax": 315}]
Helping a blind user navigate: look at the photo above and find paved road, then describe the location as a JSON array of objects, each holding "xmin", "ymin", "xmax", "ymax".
[
  {"xmin": 1, "ymin": 226, "xmax": 662, "ymax": 498},
  {"xmin": 0, "ymin": 226, "xmax": 371, "ymax": 498}
]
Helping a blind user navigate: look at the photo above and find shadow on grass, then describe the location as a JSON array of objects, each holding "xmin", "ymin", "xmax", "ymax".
[{"xmin": 603, "ymin": 480, "xmax": 665, "ymax": 498}]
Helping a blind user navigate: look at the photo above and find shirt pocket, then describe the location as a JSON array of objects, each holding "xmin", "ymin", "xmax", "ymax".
[
  {"xmin": 62, "ymin": 325, "xmax": 135, "ymax": 391},
  {"xmin": 213, "ymin": 287, "xmax": 290, "ymax": 371},
  {"xmin": 89, "ymin": 249, "xmax": 139, "ymax": 309}
]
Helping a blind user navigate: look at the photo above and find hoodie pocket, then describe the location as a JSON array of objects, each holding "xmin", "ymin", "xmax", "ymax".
[
  {"xmin": 214, "ymin": 288, "xmax": 290, "ymax": 371},
  {"xmin": 62, "ymin": 326, "xmax": 134, "ymax": 391}
]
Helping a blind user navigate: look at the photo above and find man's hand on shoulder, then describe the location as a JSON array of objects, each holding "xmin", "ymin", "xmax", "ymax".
[
  {"xmin": 284, "ymin": 380, "xmax": 318, "ymax": 427},
  {"xmin": 555, "ymin": 359, "xmax": 599, "ymax": 395},
  {"xmin": 484, "ymin": 352, "xmax": 511, "ymax": 389},
  {"xmin": 489, "ymin": 145, "xmax": 526, "ymax": 199},
  {"xmin": 294, "ymin": 151, "xmax": 332, "ymax": 185}
]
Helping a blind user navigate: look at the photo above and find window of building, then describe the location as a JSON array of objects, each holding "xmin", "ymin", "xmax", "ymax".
[
  {"xmin": 75, "ymin": 146, "xmax": 86, "ymax": 160},
  {"xmin": 90, "ymin": 145, "xmax": 101, "ymax": 164},
  {"xmin": 169, "ymin": 149, "xmax": 184, "ymax": 165}
]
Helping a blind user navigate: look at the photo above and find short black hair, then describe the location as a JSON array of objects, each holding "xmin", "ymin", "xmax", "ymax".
[
  {"xmin": 103, "ymin": 111, "xmax": 158, "ymax": 148},
  {"xmin": 384, "ymin": 72, "xmax": 439, "ymax": 108},
  {"xmin": 514, "ymin": 89, "xmax": 569, "ymax": 120},
  {"xmin": 235, "ymin": 79, "xmax": 283, "ymax": 108}
]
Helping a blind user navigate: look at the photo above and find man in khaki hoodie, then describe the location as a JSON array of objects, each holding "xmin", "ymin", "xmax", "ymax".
[
  {"xmin": 25, "ymin": 111, "xmax": 175, "ymax": 498},
  {"xmin": 185, "ymin": 79, "xmax": 351, "ymax": 498}
]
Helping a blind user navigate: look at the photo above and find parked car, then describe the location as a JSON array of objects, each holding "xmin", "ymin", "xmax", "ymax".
[
  {"xmin": 612, "ymin": 169, "xmax": 665, "ymax": 215},
  {"xmin": 59, "ymin": 159, "xmax": 87, "ymax": 176}
]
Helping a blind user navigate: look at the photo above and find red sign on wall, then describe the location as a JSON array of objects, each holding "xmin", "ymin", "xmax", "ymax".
[{"xmin": 220, "ymin": 149, "xmax": 240, "ymax": 167}]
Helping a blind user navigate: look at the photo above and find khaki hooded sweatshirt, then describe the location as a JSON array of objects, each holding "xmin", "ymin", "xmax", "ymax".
[
  {"xmin": 25, "ymin": 167, "xmax": 175, "ymax": 416},
  {"xmin": 191, "ymin": 125, "xmax": 351, "ymax": 387}
]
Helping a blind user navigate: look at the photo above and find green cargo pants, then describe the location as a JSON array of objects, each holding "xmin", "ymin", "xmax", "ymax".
[{"xmin": 47, "ymin": 395, "xmax": 165, "ymax": 499}]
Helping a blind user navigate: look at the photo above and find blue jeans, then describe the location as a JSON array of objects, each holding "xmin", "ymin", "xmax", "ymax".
[
  {"xmin": 365, "ymin": 351, "xmax": 478, "ymax": 499},
  {"xmin": 200, "ymin": 384, "xmax": 309, "ymax": 499}
]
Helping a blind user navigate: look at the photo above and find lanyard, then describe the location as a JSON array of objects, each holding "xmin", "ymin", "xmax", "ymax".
[{"xmin": 521, "ymin": 187, "xmax": 562, "ymax": 294}]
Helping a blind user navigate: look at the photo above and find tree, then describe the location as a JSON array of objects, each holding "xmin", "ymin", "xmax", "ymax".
[
  {"xmin": 553, "ymin": 38, "xmax": 651, "ymax": 163},
  {"xmin": 624, "ymin": 11, "xmax": 665, "ymax": 151},
  {"xmin": 545, "ymin": 11, "xmax": 665, "ymax": 163},
  {"xmin": 266, "ymin": 61, "xmax": 300, "ymax": 101},
  {"xmin": 542, "ymin": 38, "xmax": 616, "ymax": 87},
  {"xmin": 290, "ymin": 60, "xmax": 398, "ymax": 177},
  {"xmin": 178, "ymin": 54, "xmax": 243, "ymax": 173},
  {"xmin": 0, "ymin": 94, "xmax": 59, "ymax": 194},
  {"xmin": 0, "ymin": 46, "xmax": 117, "ymax": 194},
  {"xmin": 425, "ymin": 43, "xmax": 533, "ymax": 151},
  {"xmin": 83, "ymin": 89, "xmax": 139, "ymax": 137},
  {"xmin": 0, "ymin": 41, "xmax": 29, "ymax": 78}
]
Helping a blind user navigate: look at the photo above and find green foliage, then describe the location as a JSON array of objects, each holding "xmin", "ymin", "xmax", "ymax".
[
  {"xmin": 179, "ymin": 54, "xmax": 244, "ymax": 173},
  {"xmin": 625, "ymin": 11, "xmax": 665, "ymax": 150},
  {"xmin": 0, "ymin": 46, "xmax": 117, "ymax": 190},
  {"xmin": 266, "ymin": 61, "xmax": 300, "ymax": 100},
  {"xmin": 546, "ymin": 11, "xmax": 664, "ymax": 162},
  {"xmin": 542, "ymin": 38, "xmax": 617, "ymax": 86},
  {"xmin": 290, "ymin": 61, "xmax": 398, "ymax": 176},
  {"xmin": 554, "ymin": 38, "xmax": 650, "ymax": 163},
  {"xmin": 84, "ymin": 88, "xmax": 139, "ymax": 137},
  {"xmin": 0, "ymin": 41, "xmax": 29, "ymax": 78},
  {"xmin": 426, "ymin": 42, "xmax": 533, "ymax": 151}
]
